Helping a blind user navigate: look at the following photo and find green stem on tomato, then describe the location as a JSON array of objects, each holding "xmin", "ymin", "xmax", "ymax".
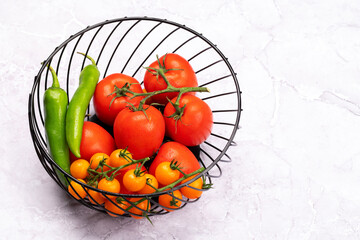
[
  {"xmin": 152, "ymin": 167, "xmax": 205, "ymax": 193},
  {"xmin": 86, "ymin": 157, "xmax": 149, "ymax": 185}
]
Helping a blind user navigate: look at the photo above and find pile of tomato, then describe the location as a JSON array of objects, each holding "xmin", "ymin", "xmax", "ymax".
[{"xmin": 66, "ymin": 53, "xmax": 213, "ymax": 219}]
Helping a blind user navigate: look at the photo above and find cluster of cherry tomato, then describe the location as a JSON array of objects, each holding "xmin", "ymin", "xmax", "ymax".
[
  {"xmin": 66, "ymin": 53, "xmax": 213, "ymax": 218},
  {"xmin": 68, "ymin": 145, "xmax": 205, "ymax": 218}
]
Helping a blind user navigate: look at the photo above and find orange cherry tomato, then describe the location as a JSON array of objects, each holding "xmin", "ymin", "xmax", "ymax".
[
  {"xmin": 68, "ymin": 179, "xmax": 87, "ymax": 200},
  {"xmin": 109, "ymin": 149, "xmax": 133, "ymax": 170},
  {"xmin": 97, "ymin": 178, "xmax": 120, "ymax": 199},
  {"xmin": 137, "ymin": 174, "xmax": 158, "ymax": 194},
  {"xmin": 104, "ymin": 198, "xmax": 129, "ymax": 217},
  {"xmin": 180, "ymin": 175, "xmax": 203, "ymax": 199},
  {"xmin": 155, "ymin": 161, "xmax": 180, "ymax": 186},
  {"xmin": 90, "ymin": 153, "xmax": 110, "ymax": 173},
  {"xmin": 87, "ymin": 189, "xmax": 105, "ymax": 205},
  {"xmin": 70, "ymin": 159, "xmax": 90, "ymax": 179},
  {"xmin": 123, "ymin": 168, "xmax": 146, "ymax": 192},
  {"xmin": 128, "ymin": 198, "xmax": 150, "ymax": 219},
  {"xmin": 158, "ymin": 190, "xmax": 183, "ymax": 212}
]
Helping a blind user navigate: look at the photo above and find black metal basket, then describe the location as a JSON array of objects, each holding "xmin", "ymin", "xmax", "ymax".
[{"xmin": 28, "ymin": 17, "xmax": 242, "ymax": 218}]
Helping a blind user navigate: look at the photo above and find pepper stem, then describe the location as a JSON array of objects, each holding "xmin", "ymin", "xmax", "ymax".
[{"xmin": 77, "ymin": 52, "xmax": 96, "ymax": 65}]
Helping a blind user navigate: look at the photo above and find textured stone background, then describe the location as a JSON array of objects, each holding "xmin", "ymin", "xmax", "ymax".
[{"xmin": 1, "ymin": 0, "xmax": 360, "ymax": 239}]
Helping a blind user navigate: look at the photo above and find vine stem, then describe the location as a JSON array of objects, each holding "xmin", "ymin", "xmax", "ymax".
[
  {"xmin": 150, "ymin": 167, "xmax": 205, "ymax": 193},
  {"xmin": 86, "ymin": 157, "xmax": 149, "ymax": 185},
  {"xmin": 109, "ymin": 54, "xmax": 209, "ymax": 112}
]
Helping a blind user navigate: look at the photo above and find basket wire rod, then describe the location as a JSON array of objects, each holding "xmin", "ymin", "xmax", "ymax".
[
  {"xmin": 199, "ymin": 148, "xmax": 223, "ymax": 178},
  {"xmin": 66, "ymin": 33, "xmax": 85, "ymax": 97},
  {"xmin": 187, "ymin": 46, "xmax": 212, "ymax": 62},
  {"xmin": 131, "ymin": 27, "xmax": 181, "ymax": 78},
  {"xmin": 199, "ymin": 74, "xmax": 232, "ymax": 87},
  {"xmin": 121, "ymin": 21, "xmax": 163, "ymax": 74},
  {"xmin": 203, "ymin": 140, "xmax": 232, "ymax": 162},
  {"xmin": 30, "ymin": 87, "xmax": 47, "ymax": 147},
  {"xmin": 212, "ymin": 109, "xmax": 238, "ymax": 113},
  {"xmin": 97, "ymin": 21, "xmax": 122, "ymax": 65},
  {"xmin": 201, "ymin": 91, "xmax": 237, "ymax": 101},
  {"xmin": 56, "ymin": 45, "xmax": 67, "ymax": 77},
  {"xmin": 210, "ymin": 132, "xmax": 237, "ymax": 146},
  {"xmin": 80, "ymin": 25, "xmax": 104, "ymax": 70},
  {"xmin": 172, "ymin": 35, "xmax": 198, "ymax": 53},
  {"xmin": 213, "ymin": 121, "xmax": 237, "ymax": 127},
  {"xmin": 104, "ymin": 20, "xmax": 141, "ymax": 77},
  {"xmin": 195, "ymin": 59, "xmax": 223, "ymax": 74},
  {"xmin": 79, "ymin": 25, "xmax": 103, "ymax": 119}
]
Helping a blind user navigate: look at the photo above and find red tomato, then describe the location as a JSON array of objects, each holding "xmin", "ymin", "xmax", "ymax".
[
  {"xmin": 113, "ymin": 105, "xmax": 165, "ymax": 160},
  {"xmin": 93, "ymin": 73, "xmax": 144, "ymax": 126},
  {"xmin": 164, "ymin": 95, "xmax": 213, "ymax": 146},
  {"xmin": 144, "ymin": 53, "xmax": 198, "ymax": 105},
  {"xmin": 70, "ymin": 121, "xmax": 116, "ymax": 162},
  {"xmin": 149, "ymin": 141, "xmax": 200, "ymax": 178}
]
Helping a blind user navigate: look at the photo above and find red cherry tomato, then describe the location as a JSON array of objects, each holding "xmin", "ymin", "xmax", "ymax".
[
  {"xmin": 93, "ymin": 73, "xmax": 144, "ymax": 126},
  {"xmin": 113, "ymin": 105, "xmax": 165, "ymax": 160},
  {"xmin": 164, "ymin": 95, "xmax": 213, "ymax": 146},
  {"xmin": 70, "ymin": 121, "xmax": 116, "ymax": 162},
  {"xmin": 144, "ymin": 53, "xmax": 198, "ymax": 105},
  {"xmin": 149, "ymin": 141, "xmax": 200, "ymax": 178}
]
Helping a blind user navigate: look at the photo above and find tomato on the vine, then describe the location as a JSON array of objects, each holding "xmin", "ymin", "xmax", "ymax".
[
  {"xmin": 128, "ymin": 198, "xmax": 150, "ymax": 219},
  {"xmin": 109, "ymin": 149, "xmax": 133, "ymax": 171},
  {"xmin": 88, "ymin": 189, "xmax": 105, "ymax": 205},
  {"xmin": 155, "ymin": 161, "xmax": 180, "ymax": 186},
  {"xmin": 104, "ymin": 198, "xmax": 129, "ymax": 217},
  {"xmin": 97, "ymin": 178, "xmax": 120, "ymax": 199},
  {"xmin": 158, "ymin": 190, "xmax": 183, "ymax": 212},
  {"xmin": 89, "ymin": 153, "xmax": 110, "ymax": 173},
  {"xmin": 70, "ymin": 159, "xmax": 90, "ymax": 179},
  {"xmin": 93, "ymin": 73, "xmax": 144, "ymax": 126},
  {"xmin": 144, "ymin": 53, "xmax": 198, "ymax": 105},
  {"xmin": 149, "ymin": 141, "xmax": 200, "ymax": 178},
  {"xmin": 137, "ymin": 174, "xmax": 158, "ymax": 194},
  {"xmin": 123, "ymin": 168, "xmax": 147, "ymax": 192},
  {"xmin": 180, "ymin": 174, "xmax": 203, "ymax": 199},
  {"xmin": 113, "ymin": 105, "xmax": 165, "ymax": 160},
  {"xmin": 68, "ymin": 179, "xmax": 87, "ymax": 200},
  {"xmin": 164, "ymin": 95, "xmax": 213, "ymax": 146},
  {"xmin": 114, "ymin": 164, "xmax": 147, "ymax": 194}
]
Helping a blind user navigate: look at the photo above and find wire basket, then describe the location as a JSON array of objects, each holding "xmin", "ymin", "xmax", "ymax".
[{"xmin": 28, "ymin": 17, "xmax": 242, "ymax": 218}]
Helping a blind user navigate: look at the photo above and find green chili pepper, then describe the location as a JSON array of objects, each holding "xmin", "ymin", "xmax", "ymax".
[
  {"xmin": 43, "ymin": 64, "xmax": 70, "ymax": 186},
  {"xmin": 66, "ymin": 53, "xmax": 100, "ymax": 158}
]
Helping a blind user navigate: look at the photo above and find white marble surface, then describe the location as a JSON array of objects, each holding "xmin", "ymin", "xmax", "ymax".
[{"xmin": 2, "ymin": 0, "xmax": 360, "ymax": 239}]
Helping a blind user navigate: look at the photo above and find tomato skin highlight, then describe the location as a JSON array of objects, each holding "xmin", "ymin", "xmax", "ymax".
[
  {"xmin": 164, "ymin": 95, "xmax": 213, "ymax": 146},
  {"xmin": 144, "ymin": 53, "xmax": 198, "ymax": 105},
  {"xmin": 113, "ymin": 105, "xmax": 165, "ymax": 160},
  {"xmin": 93, "ymin": 73, "xmax": 144, "ymax": 126},
  {"xmin": 149, "ymin": 141, "xmax": 200, "ymax": 178},
  {"xmin": 70, "ymin": 121, "xmax": 116, "ymax": 162}
]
